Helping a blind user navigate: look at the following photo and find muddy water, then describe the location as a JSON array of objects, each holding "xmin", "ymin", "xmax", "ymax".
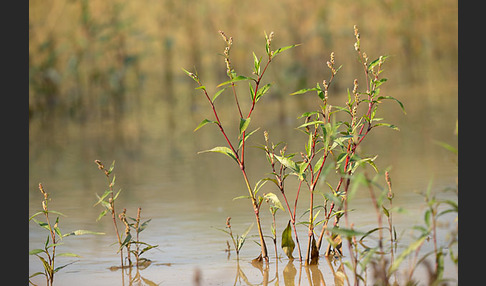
[{"xmin": 29, "ymin": 80, "xmax": 457, "ymax": 285}]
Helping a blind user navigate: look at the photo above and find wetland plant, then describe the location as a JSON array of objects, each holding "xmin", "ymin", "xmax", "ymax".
[
  {"xmin": 93, "ymin": 159, "xmax": 157, "ymax": 269},
  {"xmin": 29, "ymin": 183, "xmax": 104, "ymax": 286},
  {"xmin": 185, "ymin": 30, "xmax": 298, "ymax": 262},
  {"xmin": 216, "ymin": 217, "xmax": 254, "ymax": 259},
  {"xmin": 185, "ymin": 28, "xmax": 461, "ymax": 285}
]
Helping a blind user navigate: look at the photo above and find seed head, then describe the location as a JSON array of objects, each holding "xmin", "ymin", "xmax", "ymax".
[
  {"xmin": 219, "ymin": 30, "xmax": 229, "ymax": 43},
  {"xmin": 385, "ymin": 171, "xmax": 393, "ymax": 200},
  {"xmin": 95, "ymin": 160, "xmax": 104, "ymax": 170},
  {"xmin": 38, "ymin": 183, "xmax": 48, "ymax": 200},
  {"xmin": 226, "ymin": 217, "xmax": 232, "ymax": 228}
]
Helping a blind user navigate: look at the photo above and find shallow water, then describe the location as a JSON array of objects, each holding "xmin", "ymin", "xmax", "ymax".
[{"xmin": 29, "ymin": 79, "xmax": 457, "ymax": 285}]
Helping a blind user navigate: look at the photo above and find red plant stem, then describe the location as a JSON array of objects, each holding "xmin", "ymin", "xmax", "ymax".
[
  {"xmin": 231, "ymin": 82, "xmax": 243, "ymax": 118},
  {"xmin": 196, "ymin": 58, "xmax": 274, "ymax": 260},
  {"xmin": 317, "ymin": 95, "xmax": 376, "ymax": 252}
]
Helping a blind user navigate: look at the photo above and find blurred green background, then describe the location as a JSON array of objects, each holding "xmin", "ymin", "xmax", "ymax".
[{"xmin": 29, "ymin": 0, "xmax": 457, "ymax": 122}]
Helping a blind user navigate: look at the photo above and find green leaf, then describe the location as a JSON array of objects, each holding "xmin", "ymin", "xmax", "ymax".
[
  {"xmin": 29, "ymin": 249, "xmax": 46, "ymax": 255},
  {"xmin": 389, "ymin": 235, "xmax": 427, "ymax": 274},
  {"xmin": 290, "ymin": 87, "xmax": 320, "ymax": 96},
  {"xmin": 138, "ymin": 219, "xmax": 152, "ymax": 233},
  {"xmin": 36, "ymin": 255, "xmax": 52, "ymax": 274},
  {"xmin": 297, "ymin": 120, "xmax": 326, "ymax": 129},
  {"xmin": 96, "ymin": 209, "xmax": 108, "ymax": 222},
  {"xmin": 212, "ymin": 88, "xmax": 227, "ymax": 102},
  {"xmin": 194, "ymin": 119, "xmax": 217, "ymax": 132},
  {"xmin": 93, "ymin": 190, "xmax": 112, "ymax": 207},
  {"xmin": 281, "ymin": 222, "xmax": 296, "ymax": 256},
  {"xmin": 253, "ymin": 179, "xmax": 268, "ymax": 196},
  {"xmin": 433, "ymin": 140, "xmax": 458, "ymax": 155},
  {"xmin": 382, "ymin": 205, "xmax": 390, "ymax": 218},
  {"xmin": 264, "ymin": 192, "xmax": 284, "ymax": 211},
  {"xmin": 29, "ymin": 211, "xmax": 45, "ymax": 221},
  {"xmin": 298, "ymin": 111, "xmax": 319, "ymax": 119},
  {"xmin": 32, "ymin": 218, "xmax": 50, "ymax": 231},
  {"xmin": 274, "ymin": 154, "xmax": 299, "ymax": 173},
  {"xmin": 327, "ymin": 226, "xmax": 365, "ymax": 238},
  {"xmin": 377, "ymin": 96, "xmax": 406, "ymax": 114},
  {"xmin": 217, "ymin": 75, "xmax": 254, "ymax": 87},
  {"xmin": 46, "ymin": 210, "xmax": 66, "ymax": 217},
  {"xmin": 113, "ymin": 189, "xmax": 122, "ymax": 201},
  {"xmin": 119, "ymin": 233, "xmax": 132, "ymax": 251},
  {"xmin": 272, "ymin": 44, "xmax": 301, "ymax": 57},
  {"xmin": 62, "ymin": 230, "xmax": 105, "ymax": 238},
  {"xmin": 29, "ymin": 271, "xmax": 46, "ymax": 279},
  {"xmin": 237, "ymin": 223, "xmax": 254, "ymax": 251},
  {"xmin": 239, "ymin": 117, "xmax": 251, "ymax": 138},
  {"xmin": 254, "ymin": 83, "xmax": 271, "ymax": 102},
  {"xmin": 253, "ymin": 52, "xmax": 262, "ymax": 75},
  {"xmin": 139, "ymin": 244, "xmax": 159, "ymax": 256},
  {"xmin": 373, "ymin": 122, "xmax": 400, "ymax": 131},
  {"xmin": 281, "ymin": 220, "xmax": 295, "ymax": 259},
  {"xmin": 374, "ymin": 78, "xmax": 388, "ymax": 88},
  {"xmin": 56, "ymin": 252, "xmax": 81, "ymax": 257},
  {"xmin": 108, "ymin": 160, "xmax": 116, "ymax": 174},
  {"xmin": 182, "ymin": 68, "xmax": 199, "ymax": 82},
  {"xmin": 54, "ymin": 261, "xmax": 77, "ymax": 273},
  {"xmin": 238, "ymin": 128, "xmax": 260, "ymax": 149},
  {"xmin": 198, "ymin": 146, "xmax": 238, "ymax": 163},
  {"xmin": 54, "ymin": 217, "xmax": 62, "ymax": 238},
  {"xmin": 368, "ymin": 55, "xmax": 389, "ymax": 70},
  {"xmin": 233, "ymin": 195, "xmax": 251, "ymax": 201}
]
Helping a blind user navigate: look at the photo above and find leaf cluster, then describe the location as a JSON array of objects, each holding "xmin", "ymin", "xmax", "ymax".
[{"xmin": 29, "ymin": 184, "xmax": 104, "ymax": 285}]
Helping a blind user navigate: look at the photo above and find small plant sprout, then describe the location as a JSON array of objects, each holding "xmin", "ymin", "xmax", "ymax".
[
  {"xmin": 93, "ymin": 160, "xmax": 157, "ymax": 269},
  {"xmin": 263, "ymin": 192, "xmax": 284, "ymax": 261},
  {"xmin": 29, "ymin": 183, "xmax": 104, "ymax": 286},
  {"xmin": 93, "ymin": 159, "xmax": 125, "ymax": 268},
  {"xmin": 125, "ymin": 207, "xmax": 158, "ymax": 268},
  {"xmin": 185, "ymin": 31, "xmax": 298, "ymax": 263},
  {"xmin": 215, "ymin": 217, "xmax": 254, "ymax": 260}
]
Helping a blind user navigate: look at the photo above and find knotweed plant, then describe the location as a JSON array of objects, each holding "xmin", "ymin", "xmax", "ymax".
[
  {"xmin": 93, "ymin": 160, "xmax": 157, "ymax": 269},
  {"xmin": 29, "ymin": 183, "xmax": 104, "ymax": 286},
  {"xmin": 185, "ymin": 26, "xmax": 405, "ymax": 268},
  {"xmin": 258, "ymin": 25, "xmax": 405, "ymax": 266},
  {"xmin": 185, "ymin": 31, "xmax": 298, "ymax": 262}
]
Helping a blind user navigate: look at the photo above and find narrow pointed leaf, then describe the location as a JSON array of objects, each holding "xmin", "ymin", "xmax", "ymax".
[
  {"xmin": 373, "ymin": 122, "xmax": 400, "ymax": 131},
  {"xmin": 290, "ymin": 87, "xmax": 320, "ymax": 96},
  {"xmin": 272, "ymin": 44, "xmax": 301, "ymax": 57},
  {"xmin": 93, "ymin": 190, "xmax": 112, "ymax": 207},
  {"xmin": 217, "ymin": 75, "xmax": 254, "ymax": 87},
  {"xmin": 389, "ymin": 235, "xmax": 427, "ymax": 274},
  {"xmin": 377, "ymin": 96, "xmax": 406, "ymax": 114},
  {"xmin": 29, "ymin": 249, "xmax": 46, "ymax": 255},
  {"xmin": 212, "ymin": 88, "xmax": 227, "ymax": 102},
  {"xmin": 194, "ymin": 119, "xmax": 217, "ymax": 132},
  {"xmin": 62, "ymin": 230, "xmax": 105, "ymax": 238},
  {"xmin": 198, "ymin": 146, "xmax": 238, "ymax": 163}
]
